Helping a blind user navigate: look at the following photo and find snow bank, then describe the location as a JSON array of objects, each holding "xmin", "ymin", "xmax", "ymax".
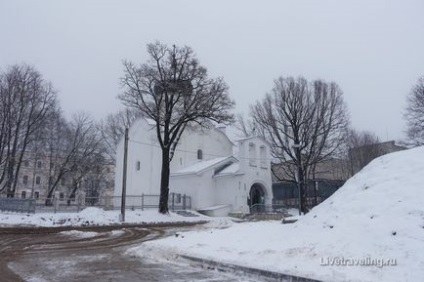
[
  {"xmin": 59, "ymin": 230, "xmax": 99, "ymax": 238},
  {"xmin": 129, "ymin": 147, "xmax": 424, "ymax": 282},
  {"xmin": 0, "ymin": 208, "xmax": 210, "ymax": 227}
]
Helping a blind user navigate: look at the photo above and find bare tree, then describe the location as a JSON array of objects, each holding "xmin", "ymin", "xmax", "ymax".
[
  {"xmin": 44, "ymin": 112, "xmax": 105, "ymax": 204},
  {"xmin": 250, "ymin": 76, "xmax": 349, "ymax": 214},
  {"xmin": 405, "ymin": 76, "xmax": 424, "ymax": 144},
  {"xmin": 235, "ymin": 113, "xmax": 256, "ymax": 138},
  {"xmin": 345, "ymin": 129, "xmax": 381, "ymax": 174},
  {"xmin": 119, "ymin": 41, "xmax": 234, "ymax": 214},
  {"xmin": 98, "ymin": 108, "xmax": 142, "ymax": 164},
  {"xmin": 0, "ymin": 65, "xmax": 58, "ymax": 196}
]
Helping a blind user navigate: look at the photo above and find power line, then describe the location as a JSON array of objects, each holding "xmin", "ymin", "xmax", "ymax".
[{"xmin": 127, "ymin": 138, "xmax": 269, "ymax": 162}]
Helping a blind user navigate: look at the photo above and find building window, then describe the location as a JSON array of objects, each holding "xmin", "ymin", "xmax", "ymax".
[
  {"xmin": 176, "ymin": 193, "xmax": 181, "ymax": 204},
  {"xmin": 34, "ymin": 191, "xmax": 39, "ymax": 199},
  {"xmin": 35, "ymin": 176, "xmax": 41, "ymax": 185},
  {"xmin": 23, "ymin": 175, "xmax": 28, "ymax": 185},
  {"xmin": 37, "ymin": 161, "xmax": 42, "ymax": 168},
  {"xmin": 249, "ymin": 143, "xmax": 257, "ymax": 166},
  {"xmin": 197, "ymin": 149, "xmax": 203, "ymax": 160},
  {"xmin": 21, "ymin": 191, "xmax": 26, "ymax": 199},
  {"xmin": 24, "ymin": 161, "xmax": 29, "ymax": 167},
  {"xmin": 61, "ymin": 178, "xmax": 66, "ymax": 186},
  {"xmin": 59, "ymin": 192, "xmax": 65, "ymax": 201},
  {"xmin": 136, "ymin": 161, "xmax": 141, "ymax": 171},
  {"xmin": 260, "ymin": 145, "xmax": 267, "ymax": 168}
]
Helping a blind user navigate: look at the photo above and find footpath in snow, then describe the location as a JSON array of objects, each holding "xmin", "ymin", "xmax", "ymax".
[{"xmin": 127, "ymin": 146, "xmax": 424, "ymax": 282}]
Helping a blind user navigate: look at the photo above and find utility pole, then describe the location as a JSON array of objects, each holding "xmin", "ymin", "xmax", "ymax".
[{"xmin": 120, "ymin": 128, "xmax": 129, "ymax": 222}]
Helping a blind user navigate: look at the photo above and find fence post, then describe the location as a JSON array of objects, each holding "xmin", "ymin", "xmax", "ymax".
[
  {"xmin": 104, "ymin": 192, "xmax": 112, "ymax": 210},
  {"xmin": 183, "ymin": 194, "xmax": 186, "ymax": 210},
  {"xmin": 77, "ymin": 191, "xmax": 86, "ymax": 212},
  {"xmin": 54, "ymin": 191, "xmax": 59, "ymax": 213},
  {"xmin": 141, "ymin": 193, "xmax": 144, "ymax": 211},
  {"xmin": 171, "ymin": 193, "xmax": 175, "ymax": 211}
]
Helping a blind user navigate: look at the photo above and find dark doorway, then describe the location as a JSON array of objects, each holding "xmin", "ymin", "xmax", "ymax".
[{"xmin": 248, "ymin": 183, "xmax": 265, "ymax": 207}]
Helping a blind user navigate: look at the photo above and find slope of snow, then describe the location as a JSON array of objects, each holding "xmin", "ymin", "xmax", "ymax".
[
  {"xmin": 0, "ymin": 208, "xmax": 210, "ymax": 227},
  {"xmin": 129, "ymin": 147, "xmax": 424, "ymax": 282}
]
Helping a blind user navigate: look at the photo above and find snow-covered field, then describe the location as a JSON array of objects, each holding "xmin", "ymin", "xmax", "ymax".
[
  {"xmin": 128, "ymin": 147, "xmax": 424, "ymax": 282},
  {"xmin": 0, "ymin": 208, "xmax": 210, "ymax": 227},
  {"xmin": 2, "ymin": 147, "xmax": 423, "ymax": 281}
]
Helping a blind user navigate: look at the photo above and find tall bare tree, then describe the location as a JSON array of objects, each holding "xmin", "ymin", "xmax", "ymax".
[
  {"xmin": 0, "ymin": 65, "xmax": 57, "ymax": 196},
  {"xmin": 250, "ymin": 76, "xmax": 349, "ymax": 213},
  {"xmin": 119, "ymin": 41, "xmax": 234, "ymax": 214},
  {"xmin": 405, "ymin": 76, "xmax": 424, "ymax": 144},
  {"xmin": 44, "ymin": 112, "xmax": 105, "ymax": 204}
]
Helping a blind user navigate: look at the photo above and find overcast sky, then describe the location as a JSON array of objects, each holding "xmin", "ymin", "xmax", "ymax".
[{"xmin": 1, "ymin": 0, "xmax": 423, "ymax": 141}]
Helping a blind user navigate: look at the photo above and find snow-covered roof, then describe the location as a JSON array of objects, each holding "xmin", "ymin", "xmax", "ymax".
[
  {"xmin": 171, "ymin": 156, "xmax": 237, "ymax": 176},
  {"xmin": 214, "ymin": 162, "xmax": 241, "ymax": 177}
]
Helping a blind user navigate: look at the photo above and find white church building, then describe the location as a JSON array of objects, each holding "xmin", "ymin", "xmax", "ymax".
[{"xmin": 114, "ymin": 118, "xmax": 273, "ymax": 216}]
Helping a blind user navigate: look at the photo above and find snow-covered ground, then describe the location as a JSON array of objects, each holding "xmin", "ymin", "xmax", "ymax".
[
  {"xmin": 2, "ymin": 147, "xmax": 423, "ymax": 281},
  {"xmin": 127, "ymin": 147, "xmax": 424, "ymax": 282},
  {"xmin": 0, "ymin": 208, "xmax": 211, "ymax": 227}
]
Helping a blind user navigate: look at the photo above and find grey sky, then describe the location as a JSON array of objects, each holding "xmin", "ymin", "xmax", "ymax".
[{"xmin": 1, "ymin": 0, "xmax": 423, "ymax": 141}]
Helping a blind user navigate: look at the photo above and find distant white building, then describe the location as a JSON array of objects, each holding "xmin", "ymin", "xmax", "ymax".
[{"xmin": 114, "ymin": 118, "xmax": 272, "ymax": 216}]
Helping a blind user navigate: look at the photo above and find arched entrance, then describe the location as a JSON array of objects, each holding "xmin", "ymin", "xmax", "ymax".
[{"xmin": 248, "ymin": 183, "xmax": 266, "ymax": 208}]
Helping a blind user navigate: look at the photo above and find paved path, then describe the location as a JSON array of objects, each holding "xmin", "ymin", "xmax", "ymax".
[{"xmin": 0, "ymin": 225, "xmax": 260, "ymax": 282}]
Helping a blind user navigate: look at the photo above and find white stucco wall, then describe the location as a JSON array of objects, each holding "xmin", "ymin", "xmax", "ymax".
[
  {"xmin": 236, "ymin": 137, "xmax": 273, "ymax": 206},
  {"xmin": 114, "ymin": 119, "xmax": 162, "ymax": 198},
  {"xmin": 114, "ymin": 119, "xmax": 234, "ymax": 198},
  {"xmin": 170, "ymin": 171, "xmax": 217, "ymax": 210},
  {"xmin": 114, "ymin": 119, "xmax": 273, "ymax": 215},
  {"xmin": 170, "ymin": 127, "xmax": 233, "ymax": 172},
  {"xmin": 214, "ymin": 175, "xmax": 246, "ymax": 213}
]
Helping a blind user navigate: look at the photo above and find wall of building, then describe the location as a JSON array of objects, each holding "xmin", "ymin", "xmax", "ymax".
[
  {"xmin": 170, "ymin": 127, "xmax": 233, "ymax": 171},
  {"xmin": 114, "ymin": 118, "xmax": 234, "ymax": 198},
  {"xmin": 12, "ymin": 155, "xmax": 114, "ymax": 202},
  {"xmin": 170, "ymin": 171, "xmax": 217, "ymax": 210},
  {"xmin": 236, "ymin": 137, "xmax": 273, "ymax": 206},
  {"xmin": 114, "ymin": 119, "xmax": 274, "ymax": 215}
]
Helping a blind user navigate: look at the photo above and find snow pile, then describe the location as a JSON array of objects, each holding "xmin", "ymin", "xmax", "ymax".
[
  {"xmin": 0, "ymin": 208, "xmax": 210, "ymax": 227},
  {"xmin": 59, "ymin": 230, "xmax": 99, "ymax": 238},
  {"xmin": 129, "ymin": 147, "xmax": 424, "ymax": 282}
]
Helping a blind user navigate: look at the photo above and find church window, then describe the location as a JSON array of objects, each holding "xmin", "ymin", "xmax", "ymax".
[
  {"xmin": 249, "ymin": 143, "xmax": 257, "ymax": 166},
  {"xmin": 197, "ymin": 149, "xmax": 203, "ymax": 160},
  {"xmin": 260, "ymin": 145, "xmax": 267, "ymax": 168}
]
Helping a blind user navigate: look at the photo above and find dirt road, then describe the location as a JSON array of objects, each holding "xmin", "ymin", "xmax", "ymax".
[{"xmin": 0, "ymin": 225, "xmax": 256, "ymax": 282}]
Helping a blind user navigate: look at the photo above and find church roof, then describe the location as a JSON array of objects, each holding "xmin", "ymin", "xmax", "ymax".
[
  {"xmin": 171, "ymin": 156, "xmax": 237, "ymax": 176},
  {"xmin": 214, "ymin": 162, "xmax": 241, "ymax": 176}
]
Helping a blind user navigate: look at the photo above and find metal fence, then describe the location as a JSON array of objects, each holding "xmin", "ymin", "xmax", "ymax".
[
  {"xmin": 0, "ymin": 198, "xmax": 36, "ymax": 213},
  {"xmin": 272, "ymin": 197, "xmax": 324, "ymax": 209},
  {"xmin": 249, "ymin": 204, "xmax": 288, "ymax": 215},
  {"xmin": 0, "ymin": 193, "xmax": 191, "ymax": 214}
]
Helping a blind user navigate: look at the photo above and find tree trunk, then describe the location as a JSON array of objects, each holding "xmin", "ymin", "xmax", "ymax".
[
  {"xmin": 159, "ymin": 147, "xmax": 170, "ymax": 214},
  {"xmin": 298, "ymin": 166, "xmax": 308, "ymax": 214}
]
